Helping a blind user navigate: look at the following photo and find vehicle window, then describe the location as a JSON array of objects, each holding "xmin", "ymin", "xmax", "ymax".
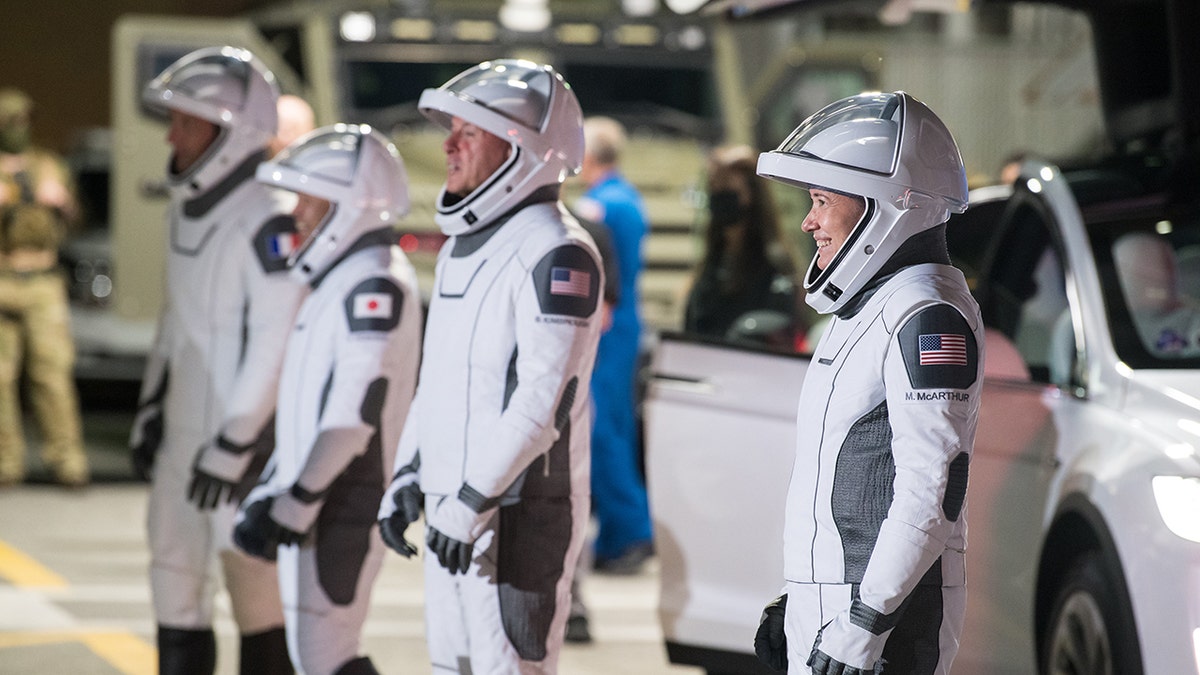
[
  {"xmin": 1091, "ymin": 214, "xmax": 1200, "ymax": 368},
  {"xmin": 979, "ymin": 202, "xmax": 1072, "ymax": 384}
]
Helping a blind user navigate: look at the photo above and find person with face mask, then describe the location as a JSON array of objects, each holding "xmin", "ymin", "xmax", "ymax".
[
  {"xmin": 376, "ymin": 59, "xmax": 604, "ymax": 674},
  {"xmin": 233, "ymin": 124, "xmax": 422, "ymax": 675},
  {"xmin": 752, "ymin": 92, "xmax": 984, "ymax": 675},
  {"xmin": 132, "ymin": 47, "xmax": 306, "ymax": 674},
  {"xmin": 0, "ymin": 87, "xmax": 89, "ymax": 487},
  {"xmin": 684, "ymin": 144, "xmax": 801, "ymax": 348}
]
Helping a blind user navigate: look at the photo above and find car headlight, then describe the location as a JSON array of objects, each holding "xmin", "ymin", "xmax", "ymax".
[{"xmin": 1153, "ymin": 476, "xmax": 1200, "ymax": 543}]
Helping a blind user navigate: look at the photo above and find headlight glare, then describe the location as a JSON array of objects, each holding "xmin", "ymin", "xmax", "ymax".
[{"xmin": 1153, "ymin": 476, "xmax": 1200, "ymax": 543}]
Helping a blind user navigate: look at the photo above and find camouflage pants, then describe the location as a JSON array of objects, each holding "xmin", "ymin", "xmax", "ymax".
[{"xmin": 0, "ymin": 270, "xmax": 88, "ymax": 484}]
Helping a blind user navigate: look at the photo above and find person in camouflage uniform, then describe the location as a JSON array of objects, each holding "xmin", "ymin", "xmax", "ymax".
[{"xmin": 0, "ymin": 86, "xmax": 88, "ymax": 487}]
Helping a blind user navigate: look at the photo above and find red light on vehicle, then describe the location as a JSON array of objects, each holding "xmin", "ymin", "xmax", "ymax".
[{"xmin": 399, "ymin": 233, "xmax": 419, "ymax": 252}]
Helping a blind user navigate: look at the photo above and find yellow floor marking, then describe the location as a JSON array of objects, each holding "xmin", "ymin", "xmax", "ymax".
[
  {"xmin": 0, "ymin": 539, "xmax": 66, "ymax": 588},
  {"xmin": 82, "ymin": 631, "xmax": 157, "ymax": 675},
  {"xmin": 0, "ymin": 631, "xmax": 155, "ymax": 675}
]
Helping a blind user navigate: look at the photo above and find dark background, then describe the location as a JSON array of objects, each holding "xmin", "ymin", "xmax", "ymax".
[{"xmin": 0, "ymin": 0, "xmax": 275, "ymax": 153}]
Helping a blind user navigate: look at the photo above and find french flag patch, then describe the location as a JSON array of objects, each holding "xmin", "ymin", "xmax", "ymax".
[
  {"xmin": 549, "ymin": 266, "xmax": 590, "ymax": 298},
  {"xmin": 353, "ymin": 292, "xmax": 393, "ymax": 319},
  {"xmin": 918, "ymin": 333, "xmax": 968, "ymax": 366},
  {"xmin": 268, "ymin": 232, "xmax": 301, "ymax": 259}
]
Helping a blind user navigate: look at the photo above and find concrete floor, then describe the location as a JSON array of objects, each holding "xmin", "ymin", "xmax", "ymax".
[{"xmin": 0, "ymin": 403, "xmax": 704, "ymax": 675}]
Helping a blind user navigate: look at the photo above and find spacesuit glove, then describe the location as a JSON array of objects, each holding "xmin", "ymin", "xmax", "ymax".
[
  {"xmin": 378, "ymin": 463, "xmax": 423, "ymax": 558},
  {"xmin": 806, "ymin": 609, "xmax": 887, "ymax": 675},
  {"xmin": 129, "ymin": 402, "xmax": 164, "ymax": 482},
  {"xmin": 425, "ymin": 488, "xmax": 496, "ymax": 575},
  {"xmin": 754, "ymin": 594, "xmax": 788, "ymax": 671},
  {"xmin": 267, "ymin": 486, "xmax": 321, "ymax": 545},
  {"xmin": 233, "ymin": 496, "xmax": 282, "ymax": 561},
  {"xmin": 188, "ymin": 437, "xmax": 256, "ymax": 510}
]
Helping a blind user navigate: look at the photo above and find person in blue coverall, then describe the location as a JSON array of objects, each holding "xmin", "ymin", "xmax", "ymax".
[{"xmin": 573, "ymin": 116, "xmax": 653, "ymax": 573}]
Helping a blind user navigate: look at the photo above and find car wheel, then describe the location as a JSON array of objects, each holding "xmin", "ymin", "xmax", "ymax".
[{"xmin": 1041, "ymin": 551, "xmax": 1141, "ymax": 675}]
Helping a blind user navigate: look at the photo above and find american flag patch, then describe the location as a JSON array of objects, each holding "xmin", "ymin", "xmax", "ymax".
[
  {"xmin": 550, "ymin": 266, "xmax": 590, "ymax": 298},
  {"xmin": 269, "ymin": 232, "xmax": 301, "ymax": 258},
  {"xmin": 918, "ymin": 333, "xmax": 968, "ymax": 366}
]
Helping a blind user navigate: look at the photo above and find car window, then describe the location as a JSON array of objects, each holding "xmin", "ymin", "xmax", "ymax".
[
  {"xmin": 1090, "ymin": 213, "xmax": 1200, "ymax": 368},
  {"xmin": 979, "ymin": 201, "xmax": 1073, "ymax": 384}
]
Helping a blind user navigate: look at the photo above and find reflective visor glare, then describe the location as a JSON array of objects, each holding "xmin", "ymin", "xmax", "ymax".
[
  {"xmin": 776, "ymin": 93, "xmax": 901, "ymax": 174},
  {"xmin": 446, "ymin": 63, "xmax": 552, "ymax": 131},
  {"xmin": 280, "ymin": 130, "xmax": 361, "ymax": 187}
]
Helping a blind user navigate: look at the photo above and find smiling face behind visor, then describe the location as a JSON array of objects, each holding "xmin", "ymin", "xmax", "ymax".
[{"xmin": 757, "ymin": 91, "xmax": 967, "ymax": 314}]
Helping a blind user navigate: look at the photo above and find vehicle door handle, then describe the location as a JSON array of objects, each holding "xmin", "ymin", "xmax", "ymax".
[{"xmin": 649, "ymin": 372, "xmax": 716, "ymax": 395}]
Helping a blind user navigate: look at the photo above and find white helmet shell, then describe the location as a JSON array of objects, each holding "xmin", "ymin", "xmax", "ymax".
[
  {"xmin": 757, "ymin": 91, "xmax": 967, "ymax": 314},
  {"xmin": 256, "ymin": 124, "xmax": 410, "ymax": 284},
  {"xmin": 143, "ymin": 46, "xmax": 279, "ymax": 194},
  {"xmin": 419, "ymin": 59, "xmax": 584, "ymax": 236}
]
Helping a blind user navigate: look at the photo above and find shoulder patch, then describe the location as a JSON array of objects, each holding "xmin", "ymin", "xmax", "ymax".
[
  {"xmin": 344, "ymin": 277, "xmax": 404, "ymax": 333},
  {"xmin": 532, "ymin": 244, "xmax": 601, "ymax": 318},
  {"xmin": 253, "ymin": 214, "xmax": 302, "ymax": 274},
  {"xmin": 898, "ymin": 303, "xmax": 979, "ymax": 390}
]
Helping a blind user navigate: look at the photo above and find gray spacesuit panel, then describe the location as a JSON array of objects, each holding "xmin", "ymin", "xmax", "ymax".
[
  {"xmin": 832, "ymin": 400, "xmax": 895, "ymax": 582},
  {"xmin": 314, "ymin": 378, "xmax": 388, "ymax": 605},
  {"xmin": 496, "ymin": 491, "xmax": 572, "ymax": 660}
]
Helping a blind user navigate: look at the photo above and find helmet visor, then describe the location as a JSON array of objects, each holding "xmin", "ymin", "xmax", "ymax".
[
  {"xmin": 273, "ymin": 126, "xmax": 363, "ymax": 189},
  {"xmin": 146, "ymin": 50, "xmax": 255, "ymax": 120},
  {"xmin": 774, "ymin": 92, "xmax": 902, "ymax": 176},
  {"xmin": 440, "ymin": 60, "xmax": 553, "ymax": 131}
]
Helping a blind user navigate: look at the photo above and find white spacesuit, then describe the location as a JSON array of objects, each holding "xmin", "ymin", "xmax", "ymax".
[
  {"xmin": 377, "ymin": 60, "xmax": 603, "ymax": 674},
  {"xmin": 132, "ymin": 47, "xmax": 304, "ymax": 675},
  {"xmin": 234, "ymin": 124, "xmax": 422, "ymax": 675},
  {"xmin": 754, "ymin": 92, "xmax": 984, "ymax": 675}
]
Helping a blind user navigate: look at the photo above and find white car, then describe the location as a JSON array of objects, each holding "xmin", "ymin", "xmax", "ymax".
[{"xmin": 644, "ymin": 5, "xmax": 1200, "ymax": 673}]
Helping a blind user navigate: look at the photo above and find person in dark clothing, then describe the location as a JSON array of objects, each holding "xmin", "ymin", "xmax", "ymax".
[{"xmin": 684, "ymin": 144, "xmax": 802, "ymax": 348}]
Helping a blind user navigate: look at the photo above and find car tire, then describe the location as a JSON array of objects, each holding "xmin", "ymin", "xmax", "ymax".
[{"xmin": 1041, "ymin": 551, "xmax": 1142, "ymax": 675}]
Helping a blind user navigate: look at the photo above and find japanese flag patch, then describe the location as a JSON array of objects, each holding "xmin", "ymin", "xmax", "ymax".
[
  {"xmin": 353, "ymin": 292, "xmax": 393, "ymax": 320},
  {"xmin": 344, "ymin": 277, "xmax": 403, "ymax": 332}
]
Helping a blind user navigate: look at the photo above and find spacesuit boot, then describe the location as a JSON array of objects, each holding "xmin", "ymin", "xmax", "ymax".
[
  {"xmin": 240, "ymin": 625, "xmax": 294, "ymax": 675},
  {"xmin": 333, "ymin": 656, "xmax": 380, "ymax": 675},
  {"xmin": 157, "ymin": 626, "xmax": 216, "ymax": 675}
]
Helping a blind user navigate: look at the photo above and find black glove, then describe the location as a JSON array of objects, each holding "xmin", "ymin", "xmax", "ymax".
[
  {"xmin": 755, "ymin": 594, "xmax": 788, "ymax": 671},
  {"xmin": 188, "ymin": 467, "xmax": 238, "ymax": 510},
  {"xmin": 233, "ymin": 495, "xmax": 307, "ymax": 561},
  {"xmin": 379, "ymin": 481, "xmax": 423, "ymax": 558},
  {"xmin": 234, "ymin": 497, "xmax": 281, "ymax": 561},
  {"xmin": 807, "ymin": 622, "xmax": 884, "ymax": 675},
  {"xmin": 426, "ymin": 527, "xmax": 473, "ymax": 575},
  {"xmin": 129, "ymin": 403, "xmax": 164, "ymax": 482}
]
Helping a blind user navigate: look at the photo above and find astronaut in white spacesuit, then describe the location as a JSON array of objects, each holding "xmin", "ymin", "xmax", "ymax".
[
  {"xmin": 232, "ymin": 124, "xmax": 422, "ymax": 675},
  {"xmin": 752, "ymin": 92, "xmax": 984, "ymax": 675},
  {"xmin": 132, "ymin": 46, "xmax": 305, "ymax": 675},
  {"xmin": 377, "ymin": 59, "xmax": 603, "ymax": 674}
]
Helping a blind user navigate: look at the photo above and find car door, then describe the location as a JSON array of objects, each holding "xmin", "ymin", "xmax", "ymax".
[{"xmin": 644, "ymin": 335, "xmax": 805, "ymax": 673}]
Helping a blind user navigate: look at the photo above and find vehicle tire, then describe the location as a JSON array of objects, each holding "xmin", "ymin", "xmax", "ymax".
[{"xmin": 1041, "ymin": 551, "xmax": 1142, "ymax": 675}]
